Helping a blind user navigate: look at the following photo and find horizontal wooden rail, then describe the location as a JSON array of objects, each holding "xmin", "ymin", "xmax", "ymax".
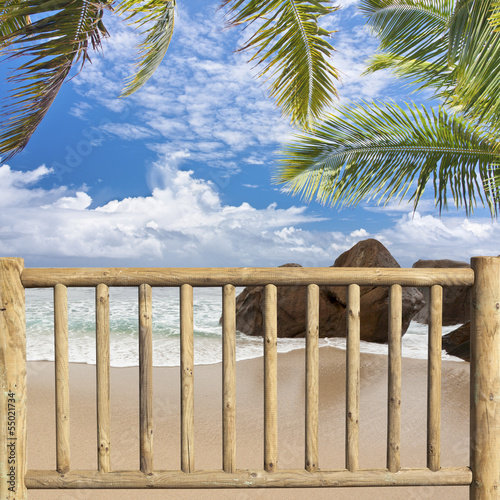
[
  {"xmin": 21, "ymin": 267, "xmax": 474, "ymax": 288},
  {"xmin": 25, "ymin": 467, "xmax": 472, "ymax": 489}
]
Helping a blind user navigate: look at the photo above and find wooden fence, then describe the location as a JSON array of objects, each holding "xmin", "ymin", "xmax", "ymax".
[{"xmin": 0, "ymin": 256, "xmax": 499, "ymax": 499}]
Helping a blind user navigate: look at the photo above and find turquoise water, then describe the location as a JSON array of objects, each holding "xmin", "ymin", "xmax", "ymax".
[{"xmin": 25, "ymin": 288, "xmax": 462, "ymax": 367}]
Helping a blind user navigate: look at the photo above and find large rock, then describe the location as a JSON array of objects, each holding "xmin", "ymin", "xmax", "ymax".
[
  {"xmin": 232, "ymin": 239, "xmax": 425, "ymax": 343},
  {"xmin": 411, "ymin": 259, "xmax": 470, "ymax": 326},
  {"xmin": 442, "ymin": 322, "xmax": 470, "ymax": 361}
]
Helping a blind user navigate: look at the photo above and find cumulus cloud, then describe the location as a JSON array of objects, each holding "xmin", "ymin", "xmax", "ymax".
[
  {"xmin": 3, "ymin": 163, "xmax": 497, "ymax": 268},
  {"xmin": 0, "ymin": 162, "xmax": 329, "ymax": 266}
]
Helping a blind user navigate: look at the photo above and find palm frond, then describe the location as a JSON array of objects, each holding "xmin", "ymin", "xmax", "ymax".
[
  {"xmin": 221, "ymin": 0, "xmax": 340, "ymax": 128},
  {"xmin": 490, "ymin": 0, "xmax": 500, "ymax": 29},
  {"xmin": 448, "ymin": 0, "xmax": 500, "ymax": 123},
  {"xmin": 361, "ymin": 0, "xmax": 454, "ymax": 91},
  {"xmin": 117, "ymin": 0, "xmax": 176, "ymax": 97},
  {"xmin": 0, "ymin": 0, "xmax": 110, "ymax": 159},
  {"xmin": 0, "ymin": 0, "xmax": 31, "ymax": 40},
  {"xmin": 363, "ymin": 53, "xmax": 454, "ymax": 96},
  {"xmin": 276, "ymin": 101, "xmax": 500, "ymax": 216}
]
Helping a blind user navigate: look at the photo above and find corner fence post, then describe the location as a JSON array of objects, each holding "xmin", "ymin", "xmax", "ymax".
[
  {"xmin": 0, "ymin": 258, "xmax": 27, "ymax": 499},
  {"xmin": 470, "ymin": 257, "xmax": 500, "ymax": 500}
]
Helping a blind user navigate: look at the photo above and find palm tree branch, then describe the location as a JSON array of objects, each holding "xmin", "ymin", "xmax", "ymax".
[
  {"xmin": 117, "ymin": 0, "xmax": 176, "ymax": 97},
  {"xmin": 221, "ymin": 0, "xmax": 340, "ymax": 128},
  {"xmin": 0, "ymin": 0, "xmax": 110, "ymax": 159},
  {"xmin": 276, "ymin": 101, "xmax": 500, "ymax": 215},
  {"xmin": 360, "ymin": 0, "xmax": 453, "ymax": 74}
]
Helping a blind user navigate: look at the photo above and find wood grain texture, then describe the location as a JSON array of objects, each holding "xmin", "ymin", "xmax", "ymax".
[
  {"xmin": 470, "ymin": 257, "xmax": 500, "ymax": 500},
  {"xmin": 0, "ymin": 258, "xmax": 27, "ymax": 499},
  {"xmin": 222, "ymin": 284, "xmax": 236, "ymax": 473},
  {"xmin": 180, "ymin": 284, "xmax": 194, "ymax": 473},
  {"xmin": 139, "ymin": 284, "xmax": 153, "ymax": 474},
  {"xmin": 387, "ymin": 284, "xmax": 402, "ymax": 473},
  {"xmin": 54, "ymin": 283, "xmax": 70, "ymax": 473},
  {"xmin": 305, "ymin": 284, "xmax": 319, "ymax": 472},
  {"xmin": 96, "ymin": 283, "xmax": 111, "ymax": 473},
  {"xmin": 21, "ymin": 267, "xmax": 474, "ymax": 288},
  {"xmin": 427, "ymin": 285, "xmax": 442, "ymax": 472},
  {"xmin": 25, "ymin": 467, "xmax": 473, "ymax": 489},
  {"xmin": 346, "ymin": 284, "xmax": 360, "ymax": 472},
  {"xmin": 264, "ymin": 284, "xmax": 278, "ymax": 473}
]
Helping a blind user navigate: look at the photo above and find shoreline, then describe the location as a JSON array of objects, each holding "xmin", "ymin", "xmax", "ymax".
[{"xmin": 26, "ymin": 347, "xmax": 470, "ymax": 499}]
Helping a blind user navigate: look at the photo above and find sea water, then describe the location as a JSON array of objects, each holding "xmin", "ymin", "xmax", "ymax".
[{"xmin": 25, "ymin": 287, "xmax": 463, "ymax": 367}]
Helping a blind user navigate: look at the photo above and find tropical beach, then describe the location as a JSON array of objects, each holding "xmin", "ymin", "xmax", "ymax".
[
  {"xmin": 25, "ymin": 348, "xmax": 470, "ymax": 500},
  {"xmin": 2, "ymin": 0, "xmax": 500, "ymax": 499}
]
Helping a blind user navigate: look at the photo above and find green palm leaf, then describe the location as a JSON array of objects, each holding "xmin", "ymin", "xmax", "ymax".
[
  {"xmin": 221, "ymin": 0, "xmax": 340, "ymax": 128},
  {"xmin": 361, "ymin": 0, "xmax": 454, "ymax": 91},
  {"xmin": 448, "ymin": 0, "xmax": 500, "ymax": 123},
  {"xmin": 117, "ymin": 0, "xmax": 176, "ymax": 97},
  {"xmin": 276, "ymin": 101, "xmax": 500, "ymax": 216},
  {"xmin": 491, "ymin": 0, "xmax": 500, "ymax": 29},
  {"xmin": 0, "ymin": 0, "xmax": 111, "ymax": 160}
]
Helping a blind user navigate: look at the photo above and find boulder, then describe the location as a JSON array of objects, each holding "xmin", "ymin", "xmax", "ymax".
[
  {"xmin": 442, "ymin": 322, "xmax": 470, "ymax": 361},
  {"xmin": 232, "ymin": 239, "xmax": 425, "ymax": 343},
  {"xmin": 411, "ymin": 259, "xmax": 470, "ymax": 326}
]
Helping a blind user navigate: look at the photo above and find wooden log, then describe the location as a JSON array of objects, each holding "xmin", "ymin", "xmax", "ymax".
[
  {"xmin": 180, "ymin": 284, "xmax": 194, "ymax": 473},
  {"xmin": 0, "ymin": 258, "xmax": 27, "ymax": 499},
  {"xmin": 346, "ymin": 284, "xmax": 360, "ymax": 472},
  {"xmin": 470, "ymin": 257, "xmax": 500, "ymax": 500},
  {"xmin": 264, "ymin": 284, "xmax": 278, "ymax": 473},
  {"xmin": 25, "ymin": 466, "xmax": 473, "ymax": 489},
  {"xmin": 427, "ymin": 284, "xmax": 442, "ymax": 472},
  {"xmin": 54, "ymin": 283, "xmax": 70, "ymax": 473},
  {"xmin": 139, "ymin": 284, "xmax": 153, "ymax": 474},
  {"xmin": 96, "ymin": 283, "xmax": 111, "ymax": 473},
  {"xmin": 387, "ymin": 284, "xmax": 402, "ymax": 473},
  {"xmin": 222, "ymin": 284, "xmax": 236, "ymax": 473},
  {"xmin": 305, "ymin": 284, "xmax": 319, "ymax": 472},
  {"xmin": 21, "ymin": 267, "xmax": 475, "ymax": 288}
]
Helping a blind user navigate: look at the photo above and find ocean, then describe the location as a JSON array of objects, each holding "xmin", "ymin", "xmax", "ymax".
[{"xmin": 25, "ymin": 287, "xmax": 463, "ymax": 367}]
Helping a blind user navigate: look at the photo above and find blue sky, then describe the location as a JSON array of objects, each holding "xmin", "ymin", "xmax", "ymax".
[{"xmin": 1, "ymin": 0, "xmax": 499, "ymax": 268}]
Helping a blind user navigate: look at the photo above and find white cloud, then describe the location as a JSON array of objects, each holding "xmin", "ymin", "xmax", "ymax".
[
  {"xmin": 0, "ymin": 162, "xmax": 326, "ymax": 266},
  {"xmin": 2, "ymin": 164, "xmax": 499, "ymax": 267},
  {"xmin": 100, "ymin": 123, "xmax": 157, "ymax": 141}
]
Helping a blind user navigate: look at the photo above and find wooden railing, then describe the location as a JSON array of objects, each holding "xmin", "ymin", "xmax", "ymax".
[{"xmin": 1, "ymin": 257, "xmax": 499, "ymax": 499}]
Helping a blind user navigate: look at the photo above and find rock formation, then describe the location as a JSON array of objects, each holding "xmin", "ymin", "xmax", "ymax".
[
  {"xmin": 232, "ymin": 239, "xmax": 425, "ymax": 343},
  {"xmin": 411, "ymin": 259, "xmax": 470, "ymax": 326},
  {"xmin": 442, "ymin": 322, "xmax": 470, "ymax": 361}
]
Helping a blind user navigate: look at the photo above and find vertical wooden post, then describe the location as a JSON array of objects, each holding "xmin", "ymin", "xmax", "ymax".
[
  {"xmin": 264, "ymin": 284, "xmax": 278, "ymax": 473},
  {"xmin": 305, "ymin": 284, "xmax": 319, "ymax": 472},
  {"xmin": 387, "ymin": 284, "xmax": 402, "ymax": 473},
  {"xmin": 346, "ymin": 284, "xmax": 360, "ymax": 472},
  {"xmin": 180, "ymin": 284, "xmax": 194, "ymax": 473},
  {"xmin": 54, "ymin": 284, "xmax": 70, "ymax": 473},
  {"xmin": 427, "ymin": 284, "xmax": 442, "ymax": 472},
  {"xmin": 96, "ymin": 283, "xmax": 111, "ymax": 473},
  {"xmin": 0, "ymin": 258, "xmax": 27, "ymax": 499},
  {"xmin": 222, "ymin": 284, "xmax": 236, "ymax": 473},
  {"xmin": 139, "ymin": 284, "xmax": 153, "ymax": 475},
  {"xmin": 470, "ymin": 257, "xmax": 500, "ymax": 500}
]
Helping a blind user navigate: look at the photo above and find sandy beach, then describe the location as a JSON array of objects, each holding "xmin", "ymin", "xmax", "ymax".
[{"xmin": 25, "ymin": 347, "xmax": 470, "ymax": 499}]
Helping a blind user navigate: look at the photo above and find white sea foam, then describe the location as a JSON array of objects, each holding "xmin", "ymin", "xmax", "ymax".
[{"xmin": 25, "ymin": 288, "xmax": 465, "ymax": 367}]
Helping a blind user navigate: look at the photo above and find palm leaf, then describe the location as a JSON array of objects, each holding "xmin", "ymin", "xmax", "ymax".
[
  {"xmin": 117, "ymin": 0, "xmax": 176, "ymax": 97},
  {"xmin": 276, "ymin": 101, "xmax": 500, "ymax": 216},
  {"xmin": 221, "ymin": 0, "xmax": 340, "ymax": 128},
  {"xmin": 0, "ymin": 0, "xmax": 31, "ymax": 40},
  {"xmin": 0, "ymin": 0, "xmax": 110, "ymax": 160},
  {"xmin": 448, "ymin": 0, "xmax": 500, "ymax": 123},
  {"xmin": 491, "ymin": 0, "xmax": 500, "ymax": 29},
  {"xmin": 361, "ymin": 0, "xmax": 454, "ymax": 92}
]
